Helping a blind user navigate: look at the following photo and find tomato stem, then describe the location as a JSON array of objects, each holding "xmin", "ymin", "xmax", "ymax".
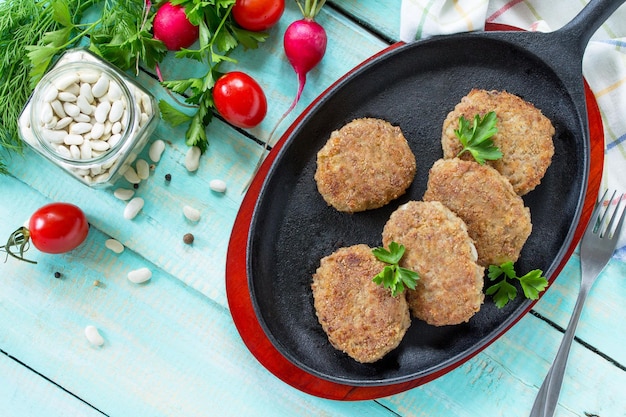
[{"xmin": 0, "ymin": 227, "xmax": 37, "ymax": 264}]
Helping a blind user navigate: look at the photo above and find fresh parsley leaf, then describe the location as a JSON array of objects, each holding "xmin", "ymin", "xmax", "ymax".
[
  {"xmin": 519, "ymin": 269, "xmax": 549, "ymax": 300},
  {"xmin": 487, "ymin": 261, "xmax": 548, "ymax": 308},
  {"xmin": 485, "ymin": 278, "xmax": 517, "ymax": 309},
  {"xmin": 455, "ymin": 111, "xmax": 503, "ymax": 165},
  {"xmin": 372, "ymin": 242, "xmax": 419, "ymax": 297},
  {"xmin": 159, "ymin": 101, "xmax": 193, "ymax": 127}
]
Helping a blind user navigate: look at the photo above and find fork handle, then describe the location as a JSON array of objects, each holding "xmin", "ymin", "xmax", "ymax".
[{"xmin": 529, "ymin": 285, "xmax": 591, "ymax": 417}]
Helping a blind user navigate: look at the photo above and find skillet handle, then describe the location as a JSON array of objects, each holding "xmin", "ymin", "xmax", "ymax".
[{"xmin": 558, "ymin": 0, "xmax": 625, "ymax": 54}]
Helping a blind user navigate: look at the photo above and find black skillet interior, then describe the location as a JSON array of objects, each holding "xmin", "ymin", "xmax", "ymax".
[{"xmin": 247, "ymin": 34, "xmax": 589, "ymax": 385}]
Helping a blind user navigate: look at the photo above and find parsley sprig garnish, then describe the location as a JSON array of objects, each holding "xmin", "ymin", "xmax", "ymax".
[
  {"xmin": 486, "ymin": 261, "xmax": 548, "ymax": 308},
  {"xmin": 372, "ymin": 242, "xmax": 419, "ymax": 297},
  {"xmin": 455, "ymin": 111, "xmax": 503, "ymax": 165}
]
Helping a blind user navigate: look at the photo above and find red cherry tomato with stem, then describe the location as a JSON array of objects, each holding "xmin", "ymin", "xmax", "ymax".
[
  {"xmin": 1, "ymin": 202, "xmax": 89, "ymax": 264},
  {"xmin": 213, "ymin": 71, "xmax": 267, "ymax": 129},
  {"xmin": 232, "ymin": 0, "xmax": 285, "ymax": 32}
]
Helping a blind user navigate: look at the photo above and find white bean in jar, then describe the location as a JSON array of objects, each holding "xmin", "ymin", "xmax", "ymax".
[{"xmin": 18, "ymin": 49, "xmax": 160, "ymax": 188}]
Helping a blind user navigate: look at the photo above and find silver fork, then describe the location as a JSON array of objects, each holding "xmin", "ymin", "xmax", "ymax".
[{"xmin": 529, "ymin": 189, "xmax": 625, "ymax": 417}]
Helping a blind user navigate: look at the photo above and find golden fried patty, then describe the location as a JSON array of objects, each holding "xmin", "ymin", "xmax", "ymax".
[
  {"xmin": 423, "ymin": 158, "xmax": 532, "ymax": 267},
  {"xmin": 311, "ymin": 244, "xmax": 411, "ymax": 363},
  {"xmin": 382, "ymin": 201, "xmax": 484, "ymax": 326},
  {"xmin": 315, "ymin": 118, "xmax": 416, "ymax": 212},
  {"xmin": 441, "ymin": 89, "xmax": 555, "ymax": 195}
]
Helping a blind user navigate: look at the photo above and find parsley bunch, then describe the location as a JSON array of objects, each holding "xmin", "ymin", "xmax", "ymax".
[
  {"xmin": 486, "ymin": 261, "xmax": 548, "ymax": 308},
  {"xmin": 455, "ymin": 111, "xmax": 503, "ymax": 165},
  {"xmin": 372, "ymin": 242, "xmax": 419, "ymax": 297},
  {"xmin": 157, "ymin": 0, "xmax": 269, "ymax": 153}
]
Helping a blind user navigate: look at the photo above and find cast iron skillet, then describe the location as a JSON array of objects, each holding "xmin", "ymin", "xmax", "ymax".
[{"xmin": 244, "ymin": 0, "xmax": 621, "ymax": 387}]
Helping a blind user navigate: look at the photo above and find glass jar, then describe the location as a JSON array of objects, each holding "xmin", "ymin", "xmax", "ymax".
[{"xmin": 18, "ymin": 49, "xmax": 159, "ymax": 187}]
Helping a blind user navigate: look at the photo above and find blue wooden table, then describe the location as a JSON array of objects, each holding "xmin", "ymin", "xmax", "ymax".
[{"xmin": 1, "ymin": 1, "xmax": 625, "ymax": 416}]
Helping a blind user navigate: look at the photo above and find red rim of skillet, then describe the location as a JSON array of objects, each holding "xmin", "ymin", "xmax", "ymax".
[{"xmin": 226, "ymin": 1, "xmax": 612, "ymax": 400}]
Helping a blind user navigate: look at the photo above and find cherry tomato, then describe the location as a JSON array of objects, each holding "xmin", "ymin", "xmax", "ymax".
[
  {"xmin": 213, "ymin": 71, "xmax": 267, "ymax": 129},
  {"xmin": 2, "ymin": 202, "xmax": 89, "ymax": 264},
  {"xmin": 232, "ymin": 0, "xmax": 285, "ymax": 32},
  {"xmin": 28, "ymin": 203, "xmax": 89, "ymax": 254}
]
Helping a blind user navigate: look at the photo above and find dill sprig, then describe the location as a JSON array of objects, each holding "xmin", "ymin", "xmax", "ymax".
[{"xmin": 0, "ymin": 0, "xmax": 58, "ymax": 174}]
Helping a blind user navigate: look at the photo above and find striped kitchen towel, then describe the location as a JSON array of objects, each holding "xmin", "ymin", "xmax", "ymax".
[{"xmin": 400, "ymin": 0, "xmax": 626, "ymax": 260}]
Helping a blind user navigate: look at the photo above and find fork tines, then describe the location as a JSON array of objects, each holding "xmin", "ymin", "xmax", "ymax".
[{"xmin": 591, "ymin": 190, "xmax": 626, "ymax": 240}]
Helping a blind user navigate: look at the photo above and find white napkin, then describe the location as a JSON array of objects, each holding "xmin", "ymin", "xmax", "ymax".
[{"xmin": 400, "ymin": 0, "xmax": 626, "ymax": 260}]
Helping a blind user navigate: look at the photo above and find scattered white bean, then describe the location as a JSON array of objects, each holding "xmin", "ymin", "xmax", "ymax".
[
  {"xmin": 123, "ymin": 197, "xmax": 144, "ymax": 219},
  {"xmin": 210, "ymin": 179, "xmax": 227, "ymax": 193},
  {"xmin": 135, "ymin": 159, "xmax": 150, "ymax": 180},
  {"xmin": 84, "ymin": 325, "xmax": 104, "ymax": 346},
  {"xmin": 185, "ymin": 146, "xmax": 201, "ymax": 172},
  {"xmin": 183, "ymin": 205, "xmax": 201, "ymax": 222},
  {"xmin": 105, "ymin": 238, "xmax": 124, "ymax": 254},
  {"xmin": 113, "ymin": 188, "xmax": 135, "ymax": 200},
  {"xmin": 123, "ymin": 166, "xmax": 141, "ymax": 184},
  {"xmin": 128, "ymin": 267, "xmax": 152, "ymax": 284},
  {"xmin": 148, "ymin": 139, "xmax": 165, "ymax": 162}
]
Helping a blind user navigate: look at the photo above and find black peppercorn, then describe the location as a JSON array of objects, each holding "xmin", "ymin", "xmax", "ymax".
[
  {"xmin": 165, "ymin": 173, "xmax": 172, "ymax": 182},
  {"xmin": 54, "ymin": 271, "xmax": 61, "ymax": 278}
]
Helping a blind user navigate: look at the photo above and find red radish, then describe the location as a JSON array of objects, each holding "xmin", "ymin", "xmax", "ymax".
[
  {"xmin": 243, "ymin": 0, "xmax": 327, "ymax": 192},
  {"xmin": 153, "ymin": 1, "xmax": 199, "ymax": 51},
  {"xmin": 281, "ymin": 0, "xmax": 327, "ymax": 123}
]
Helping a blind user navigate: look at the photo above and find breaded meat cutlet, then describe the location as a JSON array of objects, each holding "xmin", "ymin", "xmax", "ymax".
[
  {"xmin": 441, "ymin": 89, "xmax": 555, "ymax": 195},
  {"xmin": 382, "ymin": 201, "xmax": 484, "ymax": 326},
  {"xmin": 311, "ymin": 244, "xmax": 411, "ymax": 363},
  {"xmin": 315, "ymin": 118, "xmax": 416, "ymax": 213},
  {"xmin": 423, "ymin": 158, "xmax": 532, "ymax": 267}
]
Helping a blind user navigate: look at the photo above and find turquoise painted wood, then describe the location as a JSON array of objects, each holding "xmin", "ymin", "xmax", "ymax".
[{"xmin": 1, "ymin": 1, "xmax": 625, "ymax": 416}]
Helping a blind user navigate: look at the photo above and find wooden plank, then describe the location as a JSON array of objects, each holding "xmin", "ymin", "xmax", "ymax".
[
  {"xmin": 0, "ymin": 177, "xmax": 398, "ymax": 417},
  {"xmin": 0, "ymin": 353, "xmax": 104, "ymax": 417},
  {"xmin": 532, "ymin": 252, "xmax": 626, "ymax": 365},
  {"xmin": 379, "ymin": 313, "xmax": 626, "ymax": 417},
  {"xmin": 328, "ymin": 0, "xmax": 402, "ymax": 42}
]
